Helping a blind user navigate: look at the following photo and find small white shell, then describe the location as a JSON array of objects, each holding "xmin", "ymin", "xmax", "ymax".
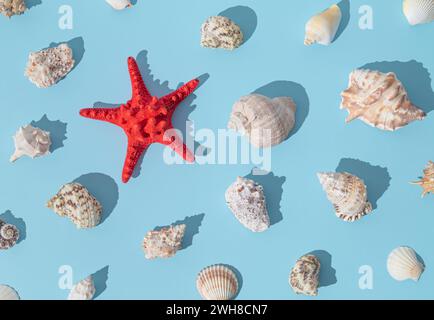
[
  {"xmin": 196, "ymin": 264, "xmax": 239, "ymax": 300},
  {"xmin": 387, "ymin": 246, "xmax": 424, "ymax": 281},
  {"xmin": 201, "ymin": 16, "xmax": 243, "ymax": 50},
  {"xmin": 304, "ymin": 4, "xmax": 342, "ymax": 46},
  {"xmin": 10, "ymin": 124, "xmax": 51, "ymax": 162},
  {"xmin": 0, "ymin": 285, "xmax": 20, "ymax": 300},
  {"xmin": 142, "ymin": 224, "xmax": 186, "ymax": 259},
  {"xmin": 403, "ymin": 0, "xmax": 434, "ymax": 25},
  {"xmin": 289, "ymin": 254, "xmax": 320, "ymax": 296},
  {"xmin": 105, "ymin": 0, "xmax": 132, "ymax": 10},
  {"xmin": 0, "ymin": 219, "xmax": 20, "ymax": 250},
  {"xmin": 68, "ymin": 276, "xmax": 96, "ymax": 300}
]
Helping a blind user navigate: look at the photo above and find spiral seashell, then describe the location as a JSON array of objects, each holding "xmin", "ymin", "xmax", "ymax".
[
  {"xmin": 412, "ymin": 161, "xmax": 434, "ymax": 197},
  {"xmin": 403, "ymin": 0, "xmax": 434, "ymax": 25},
  {"xmin": 201, "ymin": 16, "xmax": 243, "ymax": 50},
  {"xmin": 142, "ymin": 224, "xmax": 186, "ymax": 259},
  {"xmin": 0, "ymin": 285, "xmax": 20, "ymax": 300},
  {"xmin": 304, "ymin": 4, "xmax": 342, "ymax": 46},
  {"xmin": 10, "ymin": 124, "xmax": 51, "ymax": 162},
  {"xmin": 0, "ymin": 219, "xmax": 19, "ymax": 250},
  {"xmin": 196, "ymin": 264, "xmax": 239, "ymax": 300},
  {"xmin": 68, "ymin": 276, "xmax": 96, "ymax": 300},
  {"xmin": 0, "ymin": 0, "xmax": 26, "ymax": 18},
  {"xmin": 105, "ymin": 0, "xmax": 132, "ymax": 10},
  {"xmin": 289, "ymin": 254, "xmax": 320, "ymax": 296},
  {"xmin": 387, "ymin": 246, "xmax": 424, "ymax": 281}
]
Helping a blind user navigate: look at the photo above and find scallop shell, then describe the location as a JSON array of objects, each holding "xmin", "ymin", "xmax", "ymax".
[
  {"xmin": 318, "ymin": 172, "xmax": 372, "ymax": 222},
  {"xmin": 289, "ymin": 254, "xmax": 320, "ymax": 296},
  {"xmin": 47, "ymin": 183, "xmax": 102, "ymax": 229},
  {"xmin": 25, "ymin": 43, "xmax": 75, "ymax": 88},
  {"xmin": 304, "ymin": 4, "xmax": 342, "ymax": 46},
  {"xmin": 105, "ymin": 0, "xmax": 132, "ymax": 10},
  {"xmin": 0, "ymin": 285, "xmax": 20, "ymax": 300},
  {"xmin": 142, "ymin": 224, "xmax": 186, "ymax": 259},
  {"xmin": 341, "ymin": 69, "xmax": 426, "ymax": 131},
  {"xmin": 0, "ymin": 0, "xmax": 26, "ymax": 18},
  {"xmin": 10, "ymin": 124, "xmax": 51, "ymax": 162},
  {"xmin": 403, "ymin": 0, "xmax": 434, "ymax": 25},
  {"xmin": 412, "ymin": 161, "xmax": 434, "ymax": 197},
  {"xmin": 225, "ymin": 176, "xmax": 270, "ymax": 232},
  {"xmin": 0, "ymin": 219, "xmax": 19, "ymax": 250},
  {"xmin": 196, "ymin": 264, "xmax": 239, "ymax": 300},
  {"xmin": 68, "ymin": 276, "xmax": 96, "ymax": 300},
  {"xmin": 201, "ymin": 16, "xmax": 243, "ymax": 50},
  {"xmin": 387, "ymin": 246, "xmax": 424, "ymax": 281},
  {"xmin": 228, "ymin": 94, "xmax": 296, "ymax": 148}
]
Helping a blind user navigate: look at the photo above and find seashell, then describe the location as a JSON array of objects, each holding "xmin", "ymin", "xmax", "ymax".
[
  {"xmin": 341, "ymin": 69, "xmax": 426, "ymax": 131},
  {"xmin": 412, "ymin": 161, "xmax": 434, "ymax": 197},
  {"xmin": 318, "ymin": 172, "xmax": 372, "ymax": 222},
  {"xmin": 225, "ymin": 176, "xmax": 270, "ymax": 232},
  {"xmin": 228, "ymin": 94, "xmax": 296, "ymax": 148},
  {"xmin": 105, "ymin": 0, "xmax": 132, "ymax": 10},
  {"xmin": 0, "ymin": 219, "xmax": 19, "ymax": 250},
  {"xmin": 0, "ymin": 285, "xmax": 20, "ymax": 300},
  {"xmin": 47, "ymin": 183, "xmax": 102, "ymax": 229},
  {"xmin": 142, "ymin": 224, "xmax": 186, "ymax": 259},
  {"xmin": 201, "ymin": 16, "xmax": 243, "ymax": 50},
  {"xmin": 68, "ymin": 276, "xmax": 96, "ymax": 300},
  {"xmin": 403, "ymin": 0, "xmax": 434, "ymax": 25},
  {"xmin": 196, "ymin": 264, "xmax": 239, "ymax": 300},
  {"xmin": 25, "ymin": 43, "xmax": 75, "ymax": 88},
  {"xmin": 0, "ymin": 0, "xmax": 26, "ymax": 18},
  {"xmin": 304, "ymin": 4, "xmax": 342, "ymax": 46},
  {"xmin": 289, "ymin": 254, "xmax": 320, "ymax": 296},
  {"xmin": 387, "ymin": 246, "xmax": 424, "ymax": 281},
  {"xmin": 10, "ymin": 124, "xmax": 51, "ymax": 162}
]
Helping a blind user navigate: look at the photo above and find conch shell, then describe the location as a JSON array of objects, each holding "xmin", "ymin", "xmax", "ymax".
[
  {"xmin": 68, "ymin": 276, "xmax": 96, "ymax": 300},
  {"xmin": 201, "ymin": 16, "xmax": 243, "ymax": 50},
  {"xmin": 105, "ymin": 0, "xmax": 132, "ymax": 10},
  {"xmin": 142, "ymin": 224, "xmax": 186, "ymax": 259},
  {"xmin": 228, "ymin": 94, "xmax": 296, "ymax": 148},
  {"xmin": 403, "ymin": 0, "xmax": 434, "ymax": 25},
  {"xmin": 10, "ymin": 124, "xmax": 51, "ymax": 162},
  {"xmin": 196, "ymin": 264, "xmax": 239, "ymax": 300},
  {"xmin": 412, "ymin": 161, "xmax": 434, "ymax": 197},
  {"xmin": 341, "ymin": 69, "xmax": 426, "ymax": 131},
  {"xmin": 289, "ymin": 254, "xmax": 320, "ymax": 296},
  {"xmin": 0, "ymin": 219, "xmax": 19, "ymax": 250},
  {"xmin": 0, "ymin": 0, "xmax": 26, "ymax": 18},
  {"xmin": 304, "ymin": 4, "xmax": 342, "ymax": 46}
]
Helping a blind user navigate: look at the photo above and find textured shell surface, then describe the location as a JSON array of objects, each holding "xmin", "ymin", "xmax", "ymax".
[
  {"xmin": 105, "ymin": 0, "xmax": 132, "ymax": 10},
  {"xmin": 47, "ymin": 183, "xmax": 102, "ymax": 229},
  {"xmin": 196, "ymin": 264, "xmax": 239, "ymax": 300},
  {"xmin": 225, "ymin": 176, "xmax": 270, "ymax": 232},
  {"xmin": 289, "ymin": 254, "xmax": 320, "ymax": 296},
  {"xmin": 25, "ymin": 43, "xmax": 75, "ymax": 88},
  {"xmin": 143, "ymin": 224, "xmax": 186, "ymax": 259},
  {"xmin": 341, "ymin": 69, "xmax": 426, "ymax": 131},
  {"xmin": 318, "ymin": 172, "xmax": 372, "ymax": 222},
  {"xmin": 228, "ymin": 94, "xmax": 296, "ymax": 148},
  {"xmin": 68, "ymin": 276, "xmax": 96, "ymax": 300},
  {"xmin": 304, "ymin": 4, "xmax": 342, "ymax": 46},
  {"xmin": 0, "ymin": 219, "xmax": 19, "ymax": 250},
  {"xmin": 0, "ymin": 0, "xmax": 26, "ymax": 17},
  {"xmin": 0, "ymin": 285, "xmax": 20, "ymax": 300},
  {"xmin": 201, "ymin": 16, "xmax": 244, "ymax": 50},
  {"xmin": 403, "ymin": 0, "xmax": 434, "ymax": 25},
  {"xmin": 10, "ymin": 124, "xmax": 51, "ymax": 162},
  {"xmin": 387, "ymin": 246, "xmax": 424, "ymax": 281},
  {"xmin": 412, "ymin": 161, "xmax": 434, "ymax": 197}
]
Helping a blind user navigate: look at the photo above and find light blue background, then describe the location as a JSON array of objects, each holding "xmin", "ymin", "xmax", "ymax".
[{"xmin": 0, "ymin": 0, "xmax": 433, "ymax": 300}]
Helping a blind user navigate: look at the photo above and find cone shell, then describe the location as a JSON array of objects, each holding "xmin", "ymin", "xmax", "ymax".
[
  {"xmin": 304, "ymin": 4, "xmax": 342, "ymax": 46},
  {"xmin": 68, "ymin": 276, "xmax": 96, "ymax": 300},
  {"xmin": 196, "ymin": 265, "xmax": 239, "ymax": 300},
  {"xmin": 0, "ymin": 285, "xmax": 20, "ymax": 300},
  {"xmin": 201, "ymin": 16, "xmax": 243, "ymax": 50},
  {"xmin": 387, "ymin": 246, "xmax": 424, "ymax": 281},
  {"xmin": 10, "ymin": 124, "xmax": 51, "ymax": 162},
  {"xmin": 142, "ymin": 224, "xmax": 186, "ymax": 259},
  {"xmin": 105, "ymin": 0, "xmax": 132, "ymax": 10},
  {"xmin": 403, "ymin": 0, "xmax": 434, "ymax": 25},
  {"xmin": 0, "ymin": 219, "xmax": 19, "ymax": 250},
  {"xmin": 341, "ymin": 69, "xmax": 426, "ymax": 131},
  {"xmin": 289, "ymin": 254, "xmax": 320, "ymax": 296},
  {"xmin": 412, "ymin": 161, "xmax": 434, "ymax": 197},
  {"xmin": 0, "ymin": 0, "xmax": 26, "ymax": 18}
]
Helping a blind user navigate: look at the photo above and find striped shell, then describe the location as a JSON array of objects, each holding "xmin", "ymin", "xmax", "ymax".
[
  {"xmin": 201, "ymin": 16, "xmax": 243, "ymax": 50},
  {"xmin": 412, "ymin": 161, "xmax": 434, "ymax": 197},
  {"xmin": 403, "ymin": 0, "xmax": 434, "ymax": 25},
  {"xmin": 387, "ymin": 246, "xmax": 424, "ymax": 281},
  {"xmin": 0, "ymin": 219, "xmax": 19, "ymax": 250},
  {"xmin": 0, "ymin": 285, "xmax": 20, "ymax": 300},
  {"xmin": 142, "ymin": 224, "xmax": 186, "ymax": 259},
  {"xmin": 289, "ymin": 254, "xmax": 320, "ymax": 296},
  {"xmin": 68, "ymin": 276, "xmax": 96, "ymax": 300},
  {"xmin": 196, "ymin": 265, "xmax": 239, "ymax": 300},
  {"xmin": 304, "ymin": 4, "xmax": 342, "ymax": 46},
  {"xmin": 0, "ymin": 0, "xmax": 26, "ymax": 18}
]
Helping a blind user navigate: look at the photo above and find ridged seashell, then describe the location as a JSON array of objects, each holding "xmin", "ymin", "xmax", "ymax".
[
  {"xmin": 10, "ymin": 124, "xmax": 51, "ymax": 162},
  {"xmin": 289, "ymin": 254, "xmax": 320, "ymax": 296},
  {"xmin": 25, "ymin": 43, "xmax": 75, "ymax": 88},
  {"xmin": 228, "ymin": 94, "xmax": 296, "ymax": 148},
  {"xmin": 225, "ymin": 176, "xmax": 270, "ymax": 232},
  {"xmin": 196, "ymin": 265, "xmax": 239, "ymax": 300},
  {"xmin": 0, "ymin": 0, "xmax": 26, "ymax": 18},
  {"xmin": 341, "ymin": 69, "xmax": 426, "ymax": 131},
  {"xmin": 304, "ymin": 4, "xmax": 342, "ymax": 46},
  {"xmin": 0, "ymin": 285, "xmax": 20, "ymax": 300},
  {"xmin": 318, "ymin": 172, "xmax": 372, "ymax": 222},
  {"xmin": 412, "ymin": 161, "xmax": 434, "ymax": 197},
  {"xmin": 387, "ymin": 246, "xmax": 424, "ymax": 281},
  {"xmin": 105, "ymin": 0, "xmax": 132, "ymax": 10},
  {"xmin": 200, "ymin": 16, "xmax": 243, "ymax": 50},
  {"xmin": 0, "ymin": 219, "xmax": 19, "ymax": 250},
  {"xmin": 403, "ymin": 0, "xmax": 434, "ymax": 25},
  {"xmin": 143, "ymin": 224, "xmax": 186, "ymax": 259},
  {"xmin": 47, "ymin": 183, "xmax": 102, "ymax": 229},
  {"xmin": 68, "ymin": 276, "xmax": 96, "ymax": 300}
]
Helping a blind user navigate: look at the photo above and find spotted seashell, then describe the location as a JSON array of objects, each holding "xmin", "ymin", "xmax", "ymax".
[
  {"xmin": 289, "ymin": 254, "xmax": 320, "ymax": 296},
  {"xmin": 142, "ymin": 224, "xmax": 186, "ymax": 259},
  {"xmin": 196, "ymin": 264, "xmax": 239, "ymax": 300},
  {"xmin": 387, "ymin": 246, "xmax": 424, "ymax": 282},
  {"xmin": 0, "ymin": 285, "xmax": 20, "ymax": 300},
  {"xmin": 0, "ymin": 219, "xmax": 19, "ymax": 250},
  {"xmin": 0, "ymin": 0, "xmax": 26, "ymax": 18},
  {"xmin": 200, "ymin": 16, "xmax": 243, "ymax": 50},
  {"xmin": 68, "ymin": 276, "xmax": 96, "ymax": 300},
  {"xmin": 412, "ymin": 161, "xmax": 434, "ymax": 197}
]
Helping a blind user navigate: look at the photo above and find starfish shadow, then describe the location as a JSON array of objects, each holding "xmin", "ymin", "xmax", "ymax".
[
  {"xmin": 0, "ymin": 210, "xmax": 26, "ymax": 245},
  {"xmin": 308, "ymin": 250, "xmax": 337, "ymax": 288},
  {"xmin": 91, "ymin": 265, "xmax": 109, "ymax": 299},
  {"xmin": 31, "ymin": 114, "xmax": 67, "ymax": 153},
  {"xmin": 219, "ymin": 6, "xmax": 258, "ymax": 45},
  {"xmin": 26, "ymin": 0, "xmax": 42, "ymax": 9}
]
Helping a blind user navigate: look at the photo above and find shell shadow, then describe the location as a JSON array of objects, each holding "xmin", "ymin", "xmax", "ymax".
[
  {"xmin": 222, "ymin": 264, "xmax": 243, "ymax": 300},
  {"xmin": 31, "ymin": 114, "xmax": 67, "ymax": 153},
  {"xmin": 334, "ymin": 0, "xmax": 350, "ymax": 42},
  {"xmin": 73, "ymin": 173, "xmax": 119, "ymax": 224},
  {"xmin": 309, "ymin": 250, "xmax": 337, "ymax": 288},
  {"xmin": 219, "ymin": 6, "xmax": 258, "ymax": 45},
  {"xmin": 245, "ymin": 170, "xmax": 286, "ymax": 226},
  {"xmin": 0, "ymin": 210, "xmax": 26, "ymax": 245},
  {"xmin": 91, "ymin": 265, "xmax": 109, "ymax": 299},
  {"xmin": 360, "ymin": 60, "xmax": 434, "ymax": 114},
  {"xmin": 336, "ymin": 158, "xmax": 391, "ymax": 210},
  {"xmin": 26, "ymin": 0, "xmax": 42, "ymax": 9}
]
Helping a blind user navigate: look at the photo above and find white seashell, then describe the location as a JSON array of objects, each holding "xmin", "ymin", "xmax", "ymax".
[
  {"xmin": 25, "ymin": 43, "xmax": 75, "ymax": 88},
  {"xmin": 304, "ymin": 4, "xmax": 342, "ymax": 46},
  {"xmin": 225, "ymin": 176, "xmax": 270, "ymax": 232},
  {"xmin": 142, "ymin": 224, "xmax": 186, "ymax": 259},
  {"xmin": 10, "ymin": 124, "xmax": 51, "ymax": 162},
  {"xmin": 196, "ymin": 264, "xmax": 238, "ymax": 300},
  {"xmin": 201, "ymin": 16, "xmax": 244, "ymax": 50},
  {"xmin": 105, "ymin": 0, "xmax": 132, "ymax": 10},
  {"xmin": 403, "ymin": 0, "xmax": 434, "ymax": 25},
  {"xmin": 412, "ymin": 161, "xmax": 434, "ymax": 197},
  {"xmin": 0, "ymin": 285, "xmax": 20, "ymax": 300},
  {"xmin": 0, "ymin": 219, "xmax": 20, "ymax": 250},
  {"xmin": 318, "ymin": 172, "xmax": 372, "ymax": 222},
  {"xmin": 341, "ymin": 69, "xmax": 426, "ymax": 131},
  {"xmin": 68, "ymin": 276, "xmax": 96, "ymax": 300},
  {"xmin": 0, "ymin": 0, "xmax": 26, "ymax": 18},
  {"xmin": 47, "ymin": 183, "xmax": 102, "ymax": 229},
  {"xmin": 387, "ymin": 246, "xmax": 424, "ymax": 281},
  {"xmin": 289, "ymin": 254, "xmax": 320, "ymax": 296},
  {"xmin": 228, "ymin": 94, "xmax": 296, "ymax": 148}
]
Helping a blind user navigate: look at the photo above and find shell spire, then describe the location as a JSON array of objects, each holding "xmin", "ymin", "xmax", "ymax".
[
  {"xmin": 0, "ymin": 219, "xmax": 20, "ymax": 250},
  {"xmin": 304, "ymin": 4, "xmax": 342, "ymax": 46},
  {"xmin": 411, "ymin": 161, "xmax": 434, "ymax": 197}
]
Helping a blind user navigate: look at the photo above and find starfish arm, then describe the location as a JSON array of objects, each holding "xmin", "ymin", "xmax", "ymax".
[
  {"xmin": 128, "ymin": 57, "xmax": 153, "ymax": 104},
  {"xmin": 159, "ymin": 79, "xmax": 199, "ymax": 110},
  {"xmin": 163, "ymin": 133, "xmax": 195, "ymax": 163},
  {"xmin": 80, "ymin": 107, "xmax": 121, "ymax": 125},
  {"xmin": 122, "ymin": 140, "xmax": 147, "ymax": 183}
]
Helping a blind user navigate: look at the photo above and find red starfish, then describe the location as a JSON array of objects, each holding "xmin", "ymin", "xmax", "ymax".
[{"xmin": 80, "ymin": 57, "xmax": 199, "ymax": 183}]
